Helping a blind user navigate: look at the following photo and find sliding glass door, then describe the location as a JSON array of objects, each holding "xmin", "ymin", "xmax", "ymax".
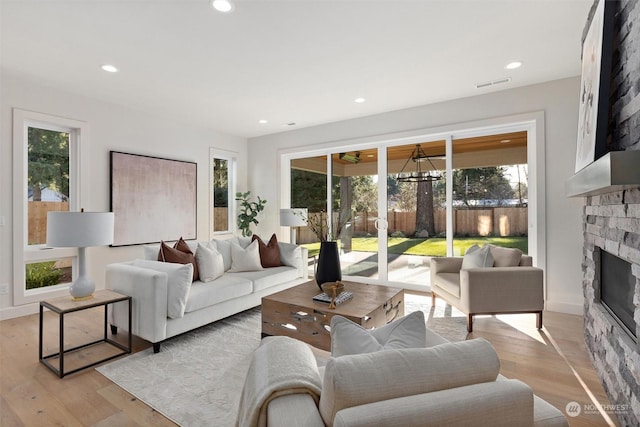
[{"xmin": 285, "ymin": 126, "xmax": 531, "ymax": 291}]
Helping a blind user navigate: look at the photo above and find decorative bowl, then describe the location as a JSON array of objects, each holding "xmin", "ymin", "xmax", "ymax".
[{"xmin": 321, "ymin": 281, "xmax": 345, "ymax": 309}]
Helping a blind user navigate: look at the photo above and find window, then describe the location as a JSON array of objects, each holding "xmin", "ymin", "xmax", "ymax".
[
  {"xmin": 210, "ymin": 148, "xmax": 236, "ymax": 235},
  {"xmin": 13, "ymin": 109, "xmax": 87, "ymax": 305}
]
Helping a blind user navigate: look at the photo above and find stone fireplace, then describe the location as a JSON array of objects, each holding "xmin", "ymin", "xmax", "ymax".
[
  {"xmin": 573, "ymin": 1, "xmax": 640, "ymax": 425},
  {"xmin": 583, "ymin": 189, "xmax": 640, "ymax": 426}
]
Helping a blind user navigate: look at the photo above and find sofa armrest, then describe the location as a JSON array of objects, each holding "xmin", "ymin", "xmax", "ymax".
[
  {"xmin": 430, "ymin": 257, "xmax": 463, "ymax": 274},
  {"xmin": 267, "ymin": 394, "xmax": 324, "ymax": 427},
  {"xmin": 460, "ymin": 267, "xmax": 544, "ymax": 313},
  {"xmin": 106, "ymin": 263, "xmax": 169, "ymax": 344},
  {"xmin": 333, "ymin": 379, "xmax": 534, "ymax": 427}
]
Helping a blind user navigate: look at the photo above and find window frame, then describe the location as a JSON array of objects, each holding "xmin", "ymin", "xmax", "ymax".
[
  {"xmin": 209, "ymin": 147, "xmax": 237, "ymax": 237},
  {"xmin": 12, "ymin": 109, "xmax": 88, "ymax": 305}
]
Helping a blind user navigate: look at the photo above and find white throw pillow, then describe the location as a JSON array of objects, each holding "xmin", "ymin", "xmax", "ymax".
[
  {"xmin": 488, "ymin": 244, "xmax": 523, "ymax": 267},
  {"xmin": 278, "ymin": 242, "xmax": 301, "ymax": 268},
  {"xmin": 228, "ymin": 239, "xmax": 263, "ymax": 272},
  {"xmin": 461, "ymin": 244, "xmax": 494, "ymax": 270},
  {"xmin": 132, "ymin": 259, "xmax": 193, "ymax": 319},
  {"xmin": 143, "ymin": 244, "xmax": 161, "ymax": 260},
  {"xmin": 237, "ymin": 236, "xmax": 252, "ymax": 249},
  {"xmin": 212, "ymin": 237, "xmax": 238, "ymax": 271},
  {"xmin": 330, "ymin": 311, "xmax": 426, "ymax": 357},
  {"xmin": 195, "ymin": 242, "xmax": 225, "ymax": 282}
]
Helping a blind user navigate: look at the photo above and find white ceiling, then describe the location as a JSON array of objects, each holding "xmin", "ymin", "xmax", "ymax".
[{"xmin": 1, "ymin": 0, "xmax": 592, "ymax": 139}]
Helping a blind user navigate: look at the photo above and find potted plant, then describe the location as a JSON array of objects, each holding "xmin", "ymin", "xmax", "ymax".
[{"xmin": 235, "ymin": 191, "xmax": 267, "ymax": 237}]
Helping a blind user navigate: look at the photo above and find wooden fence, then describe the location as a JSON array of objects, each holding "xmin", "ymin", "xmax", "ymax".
[
  {"xmin": 297, "ymin": 207, "xmax": 527, "ymax": 243},
  {"xmin": 30, "ymin": 203, "xmax": 525, "ymax": 245},
  {"xmin": 28, "ymin": 201, "xmax": 70, "ymax": 245}
]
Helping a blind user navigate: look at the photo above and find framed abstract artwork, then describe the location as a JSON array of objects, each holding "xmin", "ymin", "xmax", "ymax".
[
  {"xmin": 110, "ymin": 151, "xmax": 197, "ymax": 246},
  {"xmin": 574, "ymin": 0, "xmax": 614, "ymax": 173}
]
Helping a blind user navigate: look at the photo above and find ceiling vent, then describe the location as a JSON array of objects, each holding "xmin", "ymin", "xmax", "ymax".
[{"xmin": 475, "ymin": 77, "xmax": 512, "ymax": 89}]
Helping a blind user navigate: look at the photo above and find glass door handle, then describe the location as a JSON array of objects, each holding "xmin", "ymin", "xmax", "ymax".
[{"xmin": 374, "ymin": 218, "xmax": 388, "ymax": 230}]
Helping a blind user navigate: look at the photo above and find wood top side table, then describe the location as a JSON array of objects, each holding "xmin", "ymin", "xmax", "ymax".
[{"xmin": 39, "ymin": 289, "xmax": 132, "ymax": 378}]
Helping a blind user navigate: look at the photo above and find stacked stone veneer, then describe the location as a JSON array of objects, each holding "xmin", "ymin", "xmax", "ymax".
[
  {"xmin": 581, "ymin": 1, "xmax": 640, "ymax": 425},
  {"xmin": 583, "ymin": 190, "xmax": 640, "ymax": 426}
]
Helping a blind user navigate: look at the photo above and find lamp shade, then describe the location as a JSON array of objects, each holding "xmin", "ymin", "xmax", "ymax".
[
  {"xmin": 46, "ymin": 211, "xmax": 115, "ymax": 248},
  {"xmin": 279, "ymin": 208, "xmax": 308, "ymax": 227}
]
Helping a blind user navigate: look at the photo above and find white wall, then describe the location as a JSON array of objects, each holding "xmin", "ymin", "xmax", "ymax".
[
  {"xmin": 0, "ymin": 71, "xmax": 247, "ymax": 319},
  {"xmin": 248, "ymin": 77, "xmax": 585, "ymax": 315}
]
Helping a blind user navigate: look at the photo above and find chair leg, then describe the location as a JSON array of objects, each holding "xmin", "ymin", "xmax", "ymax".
[
  {"xmin": 431, "ymin": 292, "xmax": 436, "ymax": 305},
  {"xmin": 467, "ymin": 314, "xmax": 473, "ymax": 333},
  {"xmin": 537, "ymin": 311, "xmax": 543, "ymax": 329}
]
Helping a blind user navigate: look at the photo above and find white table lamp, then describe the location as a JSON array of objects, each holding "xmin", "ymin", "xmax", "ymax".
[
  {"xmin": 46, "ymin": 211, "xmax": 115, "ymax": 300},
  {"xmin": 279, "ymin": 208, "xmax": 307, "ymax": 244}
]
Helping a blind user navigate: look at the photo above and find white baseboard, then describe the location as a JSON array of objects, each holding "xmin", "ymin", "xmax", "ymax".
[
  {"xmin": 546, "ymin": 300, "xmax": 584, "ymax": 316},
  {"xmin": 0, "ymin": 303, "xmax": 39, "ymax": 320}
]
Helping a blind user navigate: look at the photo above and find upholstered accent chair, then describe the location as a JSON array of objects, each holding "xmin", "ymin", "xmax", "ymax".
[{"xmin": 430, "ymin": 245, "xmax": 544, "ymax": 332}]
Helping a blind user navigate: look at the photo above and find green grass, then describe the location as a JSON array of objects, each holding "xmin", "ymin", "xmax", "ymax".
[{"xmin": 303, "ymin": 236, "xmax": 528, "ymax": 258}]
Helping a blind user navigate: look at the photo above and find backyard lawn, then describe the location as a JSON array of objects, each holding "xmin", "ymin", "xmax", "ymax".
[{"xmin": 303, "ymin": 236, "xmax": 528, "ymax": 258}]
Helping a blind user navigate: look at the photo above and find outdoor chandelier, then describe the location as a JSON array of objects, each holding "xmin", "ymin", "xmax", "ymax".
[{"xmin": 396, "ymin": 144, "xmax": 443, "ymax": 183}]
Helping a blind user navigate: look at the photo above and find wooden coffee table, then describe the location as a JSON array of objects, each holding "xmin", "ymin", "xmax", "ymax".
[{"xmin": 261, "ymin": 280, "xmax": 404, "ymax": 351}]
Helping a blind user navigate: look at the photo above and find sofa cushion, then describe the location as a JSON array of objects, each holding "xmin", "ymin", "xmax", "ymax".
[
  {"xmin": 229, "ymin": 240, "xmax": 263, "ymax": 272},
  {"xmin": 461, "ymin": 244, "xmax": 494, "ymax": 270},
  {"xmin": 184, "ymin": 275, "xmax": 253, "ymax": 313},
  {"xmin": 330, "ymin": 311, "xmax": 426, "ymax": 357},
  {"xmin": 319, "ymin": 338, "xmax": 500, "ymax": 425},
  {"xmin": 132, "ymin": 259, "xmax": 193, "ymax": 319},
  {"xmin": 434, "ymin": 272, "xmax": 460, "ymax": 298},
  {"xmin": 489, "ymin": 244, "xmax": 523, "ymax": 267},
  {"xmin": 158, "ymin": 239, "xmax": 199, "ymax": 281},
  {"xmin": 279, "ymin": 242, "xmax": 302, "ymax": 268},
  {"xmin": 195, "ymin": 242, "xmax": 225, "ymax": 282},
  {"xmin": 252, "ymin": 233, "xmax": 282, "ymax": 268},
  {"xmin": 228, "ymin": 265, "xmax": 300, "ymax": 292}
]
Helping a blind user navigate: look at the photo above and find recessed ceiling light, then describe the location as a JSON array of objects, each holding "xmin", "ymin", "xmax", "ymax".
[
  {"xmin": 258, "ymin": 119, "xmax": 268, "ymax": 124},
  {"xmin": 354, "ymin": 97, "xmax": 366, "ymax": 103},
  {"xmin": 500, "ymin": 139, "xmax": 511, "ymax": 143},
  {"xmin": 505, "ymin": 61, "xmax": 522, "ymax": 70},
  {"xmin": 101, "ymin": 64, "xmax": 118, "ymax": 73},
  {"xmin": 211, "ymin": 0, "xmax": 234, "ymax": 13}
]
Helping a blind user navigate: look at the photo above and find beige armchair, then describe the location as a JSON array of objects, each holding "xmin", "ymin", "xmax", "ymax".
[{"xmin": 430, "ymin": 254, "xmax": 544, "ymax": 332}]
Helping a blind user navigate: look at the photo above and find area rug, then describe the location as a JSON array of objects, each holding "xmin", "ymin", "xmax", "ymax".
[{"xmin": 97, "ymin": 295, "xmax": 467, "ymax": 427}]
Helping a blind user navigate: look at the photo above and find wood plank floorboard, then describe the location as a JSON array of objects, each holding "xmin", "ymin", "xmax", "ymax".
[{"xmin": 1, "ymin": 295, "xmax": 618, "ymax": 426}]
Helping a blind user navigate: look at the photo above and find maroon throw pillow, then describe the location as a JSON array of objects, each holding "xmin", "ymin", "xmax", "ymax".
[
  {"xmin": 158, "ymin": 238, "xmax": 199, "ymax": 281},
  {"xmin": 252, "ymin": 234, "xmax": 282, "ymax": 268}
]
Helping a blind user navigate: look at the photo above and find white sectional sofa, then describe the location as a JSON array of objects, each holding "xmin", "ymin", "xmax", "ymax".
[{"xmin": 106, "ymin": 237, "xmax": 308, "ymax": 353}]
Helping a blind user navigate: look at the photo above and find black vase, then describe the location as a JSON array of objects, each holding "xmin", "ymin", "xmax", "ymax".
[{"xmin": 315, "ymin": 241, "xmax": 342, "ymax": 290}]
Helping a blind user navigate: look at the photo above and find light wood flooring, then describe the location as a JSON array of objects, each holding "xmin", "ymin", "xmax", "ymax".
[{"xmin": 0, "ymin": 296, "xmax": 618, "ymax": 427}]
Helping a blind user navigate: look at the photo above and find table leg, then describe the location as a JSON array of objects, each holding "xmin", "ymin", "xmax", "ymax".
[
  {"xmin": 59, "ymin": 313, "xmax": 64, "ymax": 378},
  {"xmin": 103, "ymin": 304, "xmax": 108, "ymax": 341},
  {"xmin": 128, "ymin": 298, "xmax": 132, "ymax": 352},
  {"xmin": 38, "ymin": 304, "xmax": 44, "ymax": 361}
]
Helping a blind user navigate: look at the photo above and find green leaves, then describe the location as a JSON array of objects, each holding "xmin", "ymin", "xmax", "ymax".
[{"xmin": 235, "ymin": 191, "xmax": 267, "ymax": 237}]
